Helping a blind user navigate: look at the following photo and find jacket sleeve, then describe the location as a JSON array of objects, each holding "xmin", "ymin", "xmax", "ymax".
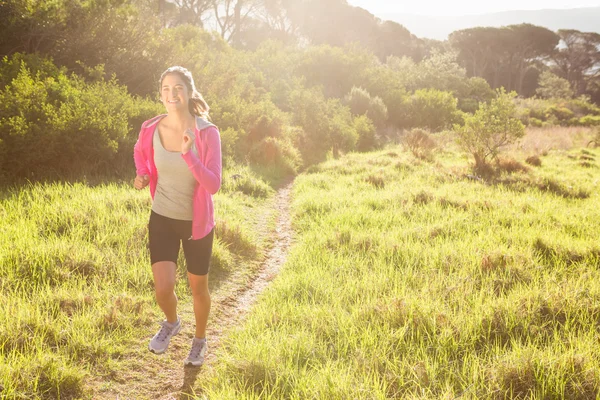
[
  {"xmin": 133, "ymin": 125, "xmax": 149, "ymax": 176},
  {"xmin": 181, "ymin": 126, "xmax": 222, "ymax": 195}
]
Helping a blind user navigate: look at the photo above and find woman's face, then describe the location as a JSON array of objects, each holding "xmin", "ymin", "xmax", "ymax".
[{"xmin": 160, "ymin": 73, "xmax": 190, "ymax": 112}]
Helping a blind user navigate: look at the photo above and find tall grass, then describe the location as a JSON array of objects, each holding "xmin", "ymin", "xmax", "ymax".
[
  {"xmin": 203, "ymin": 146, "xmax": 600, "ymax": 398},
  {"xmin": 0, "ymin": 165, "xmax": 275, "ymax": 399}
]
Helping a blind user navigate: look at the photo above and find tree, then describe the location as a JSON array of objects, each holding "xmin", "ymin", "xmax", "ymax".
[
  {"xmin": 508, "ymin": 24, "xmax": 559, "ymax": 94},
  {"xmin": 551, "ymin": 29, "xmax": 600, "ymax": 96},
  {"xmin": 449, "ymin": 27, "xmax": 500, "ymax": 78},
  {"xmin": 212, "ymin": 0, "xmax": 262, "ymax": 45},
  {"xmin": 536, "ymin": 70, "xmax": 574, "ymax": 99},
  {"xmin": 171, "ymin": 0, "xmax": 212, "ymax": 27},
  {"xmin": 455, "ymin": 89, "xmax": 525, "ymax": 170}
]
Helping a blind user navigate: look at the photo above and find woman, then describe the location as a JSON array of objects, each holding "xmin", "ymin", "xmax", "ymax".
[{"xmin": 133, "ymin": 66, "xmax": 221, "ymax": 367}]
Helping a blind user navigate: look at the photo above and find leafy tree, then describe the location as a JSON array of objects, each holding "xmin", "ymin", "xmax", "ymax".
[
  {"xmin": 508, "ymin": 24, "xmax": 559, "ymax": 94},
  {"xmin": 455, "ymin": 89, "xmax": 525, "ymax": 170},
  {"xmin": 171, "ymin": 0, "xmax": 212, "ymax": 26},
  {"xmin": 406, "ymin": 89, "xmax": 460, "ymax": 131},
  {"xmin": 551, "ymin": 29, "xmax": 600, "ymax": 96},
  {"xmin": 536, "ymin": 70, "xmax": 574, "ymax": 99}
]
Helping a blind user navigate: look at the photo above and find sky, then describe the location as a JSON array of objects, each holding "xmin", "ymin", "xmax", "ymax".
[{"xmin": 346, "ymin": 0, "xmax": 600, "ymax": 16}]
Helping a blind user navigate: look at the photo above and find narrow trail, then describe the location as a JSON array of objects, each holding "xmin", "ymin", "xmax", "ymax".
[
  {"xmin": 94, "ymin": 180, "xmax": 294, "ymax": 400},
  {"xmin": 204, "ymin": 180, "xmax": 294, "ymax": 357}
]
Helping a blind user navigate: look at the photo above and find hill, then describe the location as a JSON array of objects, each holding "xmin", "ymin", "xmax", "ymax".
[{"xmin": 378, "ymin": 7, "xmax": 600, "ymax": 40}]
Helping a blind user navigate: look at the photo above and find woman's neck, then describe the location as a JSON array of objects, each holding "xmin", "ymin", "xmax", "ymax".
[{"xmin": 166, "ymin": 110, "xmax": 195, "ymax": 130}]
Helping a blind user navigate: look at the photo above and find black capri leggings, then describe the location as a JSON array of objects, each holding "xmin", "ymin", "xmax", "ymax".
[{"xmin": 148, "ymin": 210, "xmax": 214, "ymax": 276}]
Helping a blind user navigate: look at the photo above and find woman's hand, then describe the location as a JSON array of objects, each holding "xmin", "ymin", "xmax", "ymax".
[
  {"xmin": 182, "ymin": 128, "xmax": 194, "ymax": 154},
  {"xmin": 134, "ymin": 174, "xmax": 149, "ymax": 190}
]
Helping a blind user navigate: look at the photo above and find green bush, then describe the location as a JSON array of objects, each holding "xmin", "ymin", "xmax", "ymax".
[
  {"xmin": 405, "ymin": 89, "xmax": 460, "ymax": 131},
  {"xmin": 249, "ymin": 136, "xmax": 302, "ymax": 175},
  {"xmin": 455, "ymin": 89, "xmax": 525, "ymax": 170},
  {"xmin": 345, "ymin": 86, "xmax": 372, "ymax": 116},
  {"xmin": 0, "ymin": 54, "xmax": 160, "ymax": 183},
  {"xmin": 290, "ymin": 87, "xmax": 357, "ymax": 164},
  {"xmin": 536, "ymin": 71, "xmax": 574, "ymax": 99},
  {"xmin": 366, "ymin": 96, "xmax": 388, "ymax": 128},
  {"xmin": 354, "ymin": 115, "xmax": 377, "ymax": 152},
  {"xmin": 545, "ymin": 106, "xmax": 575, "ymax": 122},
  {"xmin": 579, "ymin": 115, "xmax": 600, "ymax": 126},
  {"xmin": 529, "ymin": 118, "xmax": 544, "ymax": 127},
  {"xmin": 344, "ymin": 86, "xmax": 388, "ymax": 128}
]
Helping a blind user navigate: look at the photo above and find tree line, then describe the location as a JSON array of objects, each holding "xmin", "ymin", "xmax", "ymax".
[{"xmin": 0, "ymin": 0, "xmax": 599, "ymax": 184}]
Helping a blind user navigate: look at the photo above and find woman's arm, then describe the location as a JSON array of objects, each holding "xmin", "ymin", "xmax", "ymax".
[
  {"xmin": 133, "ymin": 127, "xmax": 149, "ymax": 177},
  {"xmin": 182, "ymin": 127, "xmax": 222, "ymax": 195}
]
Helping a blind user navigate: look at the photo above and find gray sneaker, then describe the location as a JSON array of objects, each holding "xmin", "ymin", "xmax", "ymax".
[
  {"xmin": 184, "ymin": 338, "xmax": 207, "ymax": 367},
  {"xmin": 148, "ymin": 319, "xmax": 181, "ymax": 354}
]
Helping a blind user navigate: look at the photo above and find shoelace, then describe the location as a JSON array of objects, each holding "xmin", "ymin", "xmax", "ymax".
[
  {"xmin": 189, "ymin": 340, "xmax": 205, "ymax": 358},
  {"xmin": 157, "ymin": 322, "xmax": 175, "ymax": 341}
]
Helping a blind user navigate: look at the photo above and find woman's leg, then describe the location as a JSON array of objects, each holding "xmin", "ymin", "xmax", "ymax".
[
  {"xmin": 152, "ymin": 261, "xmax": 178, "ymax": 323},
  {"xmin": 187, "ymin": 272, "xmax": 210, "ymax": 338}
]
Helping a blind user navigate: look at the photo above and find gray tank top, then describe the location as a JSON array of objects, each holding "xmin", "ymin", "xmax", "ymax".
[{"xmin": 151, "ymin": 127, "xmax": 196, "ymax": 220}]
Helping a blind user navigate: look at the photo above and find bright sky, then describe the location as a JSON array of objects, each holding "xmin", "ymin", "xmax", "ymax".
[{"xmin": 346, "ymin": 0, "xmax": 600, "ymax": 16}]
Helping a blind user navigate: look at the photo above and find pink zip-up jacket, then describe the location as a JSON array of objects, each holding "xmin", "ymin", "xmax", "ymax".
[{"xmin": 133, "ymin": 114, "xmax": 222, "ymax": 240}]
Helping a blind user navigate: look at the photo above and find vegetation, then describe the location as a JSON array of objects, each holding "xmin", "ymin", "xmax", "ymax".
[
  {"xmin": 2, "ymin": 0, "xmax": 600, "ymax": 398},
  {"xmin": 203, "ymin": 144, "xmax": 600, "ymax": 399},
  {"xmin": 456, "ymin": 89, "xmax": 525, "ymax": 171},
  {"xmin": 0, "ymin": 168, "xmax": 277, "ymax": 398}
]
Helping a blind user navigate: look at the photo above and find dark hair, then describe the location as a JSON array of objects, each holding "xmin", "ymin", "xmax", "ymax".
[{"xmin": 159, "ymin": 66, "xmax": 210, "ymax": 119}]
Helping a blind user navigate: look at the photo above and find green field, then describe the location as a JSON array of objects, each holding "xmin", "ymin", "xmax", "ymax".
[
  {"xmin": 0, "ymin": 166, "xmax": 277, "ymax": 399},
  {"xmin": 203, "ymin": 146, "xmax": 600, "ymax": 398},
  {"xmin": 2, "ymin": 142, "xmax": 600, "ymax": 399}
]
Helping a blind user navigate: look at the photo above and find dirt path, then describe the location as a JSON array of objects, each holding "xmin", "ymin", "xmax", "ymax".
[{"xmin": 94, "ymin": 181, "xmax": 294, "ymax": 400}]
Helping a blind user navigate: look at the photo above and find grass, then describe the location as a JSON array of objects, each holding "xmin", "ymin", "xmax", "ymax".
[
  {"xmin": 0, "ymin": 165, "xmax": 277, "ymax": 399},
  {"xmin": 3, "ymin": 127, "xmax": 600, "ymax": 398},
  {"xmin": 201, "ymin": 143, "xmax": 600, "ymax": 398}
]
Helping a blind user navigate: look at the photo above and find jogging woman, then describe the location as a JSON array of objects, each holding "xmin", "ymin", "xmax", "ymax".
[{"xmin": 133, "ymin": 66, "xmax": 221, "ymax": 366}]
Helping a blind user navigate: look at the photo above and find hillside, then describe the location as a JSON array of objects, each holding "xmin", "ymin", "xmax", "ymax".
[{"xmin": 378, "ymin": 7, "xmax": 600, "ymax": 40}]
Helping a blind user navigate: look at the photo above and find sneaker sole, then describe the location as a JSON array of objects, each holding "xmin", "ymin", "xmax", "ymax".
[
  {"xmin": 148, "ymin": 323, "xmax": 181, "ymax": 354},
  {"xmin": 184, "ymin": 359, "xmax": 204, "ymax": 367}
]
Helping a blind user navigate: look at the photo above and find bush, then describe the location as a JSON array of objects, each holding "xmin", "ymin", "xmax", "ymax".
[
  {"xmin": 354, "ymin": 115, "xmax": 378, "ymax": 152},
  {"xmin": 290, "ymin": 87, "xmax": 357, "ymax": 165},
  {"xmin": 0, "ymin": 54, "xmax": 160, "ymax": 183},
  {"xmin": 455, "ymin": 89, "xmax": 525, "ymax": 170},
  {"xmin": 536, "ymin": 71, "xmax": 574, "ymax": 99},
  {"xmin": 529, "ymin": 118, "xmax": 544, "ymax": 127},
  {"xmin": 403, "ymin": 128, "xmax": 436, "ymax": 160},
  {"xmin": 249, "ymin": 136, "xmax": 302, "ymax": 175},
  {"xmin": 579, "ymin": 115, "xmax": 600, "ymax": 126},
  {"xmin": 405, "ymin": 89, "xmax": 460, "ymax": 131},
  {"xmin": 345, "ymin": 86, "xmax": 372, "ymax": 116},
  {"xmin": 545, "ymin": 106, "xmax": 574, "ymax": 122},
  {"xmin": 344, "ymin": 86, "xmax": 388, "ymax": 128}
]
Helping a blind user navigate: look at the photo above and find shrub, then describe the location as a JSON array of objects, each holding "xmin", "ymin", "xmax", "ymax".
[
  {"xmin": 345, "ymin": 86, "xmax": 371, "ymax": 116},
  {"xmin": 344, "ymin": 86, "xmax": 388, "ymax": 127},
  {"xmin": 249, "ymin": 136, "xmax": 302, "ymax": 175},
  {"xmin": 354, "ymin": 115, "xmax": 378, "ymax": 152},
  {"xmin": 403, "ymin": 128, "xmax": 436, "ymax": 160},
  {"xmin": 529, "ymin": 118, "xmax": 544, "ymax": 127},
  {"xmin": 366, "ymin": 96, "xmax": 388, "ymax": 128},
  {"xmin": 526, "ymin": 155, "xmax": 542, "ymax": 166},
  {"xmin": 545, "ymin": 106, "xmax": 574, "ymax": 122},
  {"xmin": 455, "ymin": 89, "xmax": 525, "ymax": 170},
  {"xmin": 0, "ymin": 54, "xmax": 160, "ymax": 183},
  {"xmin": 536, "ymin": 71, "xmax": 574, "ymax": 99},
  {"xmin": 579, "ymin": 115, "xmax": 600, "ymax": 126},
  {"xmin": 405, "ymin": 88, "xmax": 460, "ymax": 131}
]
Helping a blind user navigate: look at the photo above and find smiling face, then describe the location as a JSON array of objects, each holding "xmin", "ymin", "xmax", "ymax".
[{"xmin": 160, "ymin": 73, "xmax": 191, "ymax": 112}]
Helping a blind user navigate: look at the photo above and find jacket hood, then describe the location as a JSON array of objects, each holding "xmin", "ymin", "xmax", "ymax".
[{"xmin": 196, "ymin": 117, "xmax": 216, "ymax": 131}]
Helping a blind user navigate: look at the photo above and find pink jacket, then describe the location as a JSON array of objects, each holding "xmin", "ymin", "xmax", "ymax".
[{"xmin": 133, "ymin": 114, "xmax": 222, "ymax": 240}]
